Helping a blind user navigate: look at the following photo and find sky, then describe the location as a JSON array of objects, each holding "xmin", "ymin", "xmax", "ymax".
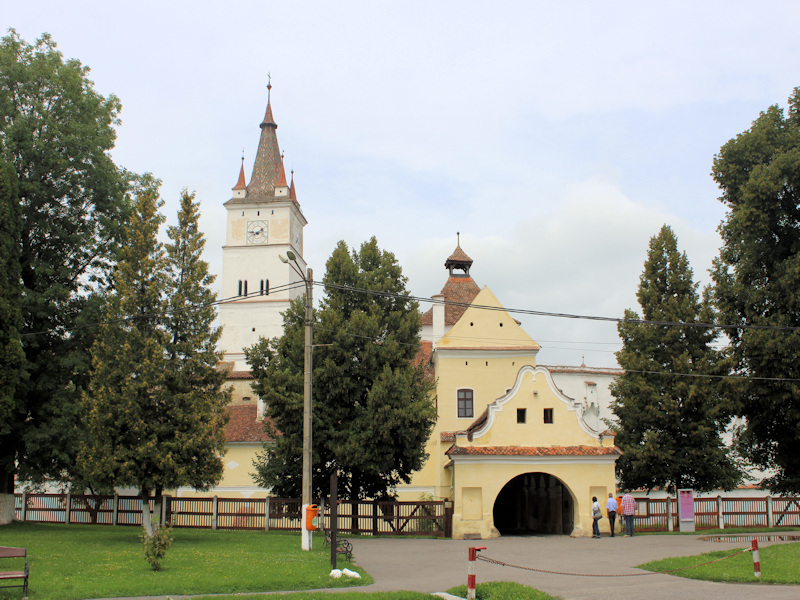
[{"xmin": 5, "ymin": 1, "xmax": 800, "ymax": 368}]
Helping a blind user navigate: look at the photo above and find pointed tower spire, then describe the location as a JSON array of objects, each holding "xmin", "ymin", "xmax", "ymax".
[
  {"xmin": 289, "ymin": 169, "xmax": 297, "ymax": 202},
  {"xmin": 233, "ymin": 153, "xmax": 247, "ymax": 190},
  {"xmin": 445, "ymin": 231, "xmax": 473, "ymax": 275},
  {"xmin": 276, "ymin": 151, "xmax": 288, "ymax": 187},
  {"xmin": 246, "ymin": 75, "xmax": 283, "ymax": 201}
]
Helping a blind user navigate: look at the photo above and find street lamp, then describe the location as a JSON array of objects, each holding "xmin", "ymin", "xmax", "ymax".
[{"xmin": 280, "ymin": 250, "xmax": 314, "ymax": 551}]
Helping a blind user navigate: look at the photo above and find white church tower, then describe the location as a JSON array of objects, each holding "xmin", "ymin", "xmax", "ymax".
[{"xmin": 218, "ymin": 83, "xmax": 307, "ymax": 370}]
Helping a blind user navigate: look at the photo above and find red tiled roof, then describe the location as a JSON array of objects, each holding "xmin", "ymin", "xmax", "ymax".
[
  {"xmin": 446, "ymin": 445, "xmax": 621, "ymax": 457},
  {"xmin": 446, "ymin": 245, "xmax": 473, "ymax": 266},
  {"xmin": 225, "ymin": 404, "xmax": 273, "ymax": 443},
  {"xmin": 420, "ymin": 275, "xmax": 481, "ymax": 327},
  {"xmin": 440, "ymin": 431, "xmax": 456, "ymax": 442},
  {"xmin": 414, "ymin": 340, "xmax": 435, "ymax": 377},
  {"xmin": 227, "ymin": 370, "xmax": 254, "ymax": 380},
  {"xmin": 233, "ymin": 161, "xmax": 247, "ymax": 190}
]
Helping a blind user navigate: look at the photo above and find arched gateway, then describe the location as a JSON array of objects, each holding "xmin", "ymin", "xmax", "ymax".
[{"xmin": 493, "ymin": 472, "xmax": 575, "ymax": 535}]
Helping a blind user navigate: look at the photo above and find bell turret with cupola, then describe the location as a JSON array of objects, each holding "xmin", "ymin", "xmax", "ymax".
[{"xmin": 218, "ymin": 81, "xmax": 308, "ymax": 370}]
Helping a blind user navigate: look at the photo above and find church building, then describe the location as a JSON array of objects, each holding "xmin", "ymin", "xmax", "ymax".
[
  {"xmin": 197, "ymin": 91, "xmax": 621, "ymax": 535},
  {"xmin": 183, "ymin": 84, "xmax": 307, "ymax": 497},
  {"xmin": 396, "ymin": 242, "xmax": 621, "ymax": 538}
]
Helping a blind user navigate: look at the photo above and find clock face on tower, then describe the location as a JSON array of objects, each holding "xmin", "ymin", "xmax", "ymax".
[{"xmin": 246, "ymin": 220, "xmax": 268, "ymax": 245}]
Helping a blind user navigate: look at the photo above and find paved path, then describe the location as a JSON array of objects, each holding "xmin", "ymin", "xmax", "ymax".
[
  {"xmin": 351, "ymin": 533, "xmax": 800, "ymax": 600},
  {"xmin": 91, "ymin": 533, "xmax": 800, "ymax": 600}
]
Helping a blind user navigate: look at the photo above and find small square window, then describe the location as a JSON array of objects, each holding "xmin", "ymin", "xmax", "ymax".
[
  {"xmin": 517, "ymin": 408, "xmax": 526, "ymax": 423},
  {"xmin": 543, "ymin": 408, "xmax": 554, "ymax": 424}
]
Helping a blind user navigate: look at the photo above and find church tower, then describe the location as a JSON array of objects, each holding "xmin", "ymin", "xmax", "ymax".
[{"xmin": 218, "ymin": 83, "xmax": 307, "ymax": 370}]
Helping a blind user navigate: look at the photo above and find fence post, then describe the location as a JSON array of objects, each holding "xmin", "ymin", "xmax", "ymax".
[
  {"xmin": 65, "ymin": 493, "xmax": 71, "ymax": 524},
  {"xmin": 766, "ymin": 496, "xmax": 773, "ymax": 528},
  {"xmin": 445, "ymin": 500, "xmax": 453, "ymax": 538},
  {"xmin": 265, "ymin": 496, "xmax": 271, "ymax": 531},
  {"xmin": 751, "ymin": 539, "xmax": 761, "ymax": 578},
  {"xmin": 718, "ymin": 496, "xmax": 724, "ymax": 530},
  {"xmin": 212, "ymin": 496, "xmax": 218, "ymax": 530},
  {"xmin": 372, "ymin": 502, "xmax": 378, "ymax": 536},
  {"xmin": 467, "ymin": 546, "xmax": 486, "ymax": 600},
  {"xmin": 21, "ymin": 492, "xmax": 27, "ymax": 522},
  {"xmin": 113, "ymin": 495, "xmax": 119, "ymax": 526},
  {"xmin": 666, "ymin": 496, "xmax": 673, "ymax": 532}
]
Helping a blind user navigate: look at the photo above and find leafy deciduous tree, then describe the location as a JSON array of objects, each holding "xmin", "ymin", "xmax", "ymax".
[
  {"xmin": 711, "ymin": 86, "xmax": 800, "ymax": 493},
  {"xmin": 0, "ymin": 29, "xmax": 130, "ymax": 503},
  {"xmin": 0, "ymin": 159, "xmax": 24, "ymax": 509},
  {"xmin": 611, "ymin": 225, "xmax": 741, "ymax": 494},
  {"xmin": 248, "ymin": 237, "xmax": 436, "ymax": 501}
]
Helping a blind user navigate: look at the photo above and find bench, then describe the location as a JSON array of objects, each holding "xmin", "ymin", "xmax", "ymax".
[
  {"xmin": 321, "ymin": 529, "xmax": 353, "ymax": 561},
  {"xmin": 0, "ymin": 546, "xmax": 29, "ymax": 598}
]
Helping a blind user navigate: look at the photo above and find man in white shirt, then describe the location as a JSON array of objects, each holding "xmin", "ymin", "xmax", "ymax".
[{"xmin": 605, "ymin": 493, "xmax": 618, "ymax": 537}]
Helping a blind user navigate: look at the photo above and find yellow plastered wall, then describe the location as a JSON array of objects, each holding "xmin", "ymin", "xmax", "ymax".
[{"xmin": 398, "ymin": 287, "xmax": 619, "ymax": 537}]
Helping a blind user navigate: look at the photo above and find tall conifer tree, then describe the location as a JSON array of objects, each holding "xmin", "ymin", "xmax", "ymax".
[
  {"xmin": 611, "ymin": 225, "xmax": 741, "ymax": 494},
  {"xmin": 80, "ymin": 186, "xmax": 228, "ymax": 534},
  {"xmin": 711, "ymin": 87, "xmax": 800, "ymax": 493},
  {"xmin": 248, "ymin": 238, "xmax": 436, "ymax": 500}
]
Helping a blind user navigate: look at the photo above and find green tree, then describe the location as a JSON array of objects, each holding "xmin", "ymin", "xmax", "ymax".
[
  {"xmin": 711, "ymin": 86, "xmax": 800, "ymax": 493},
  {"xmin": 248, "ymin": 237, "xmax": 436, "ymax": 500},
  {"xmin": 0, "ymin": 29, "xmax": 130, "ymax": 502},
  {"xmin": 79, "ymin": 185, "xmax": 228, "ymax": 535},
  {"xmin": 611, "ymin": 225, "xmax": 741, "ymax": 494},
  {"xmin": 0, "ymin": 159, "xmax": 24, "ymax": 507}
]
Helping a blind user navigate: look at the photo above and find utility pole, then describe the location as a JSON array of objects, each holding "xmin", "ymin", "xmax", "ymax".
[
  {"xmin": 301, "ymin": 267, "xmax": 313, "ymax": 551},
  {"xmin": 280, "ymin": 251, "xmax": 314, "ymax": 551}
]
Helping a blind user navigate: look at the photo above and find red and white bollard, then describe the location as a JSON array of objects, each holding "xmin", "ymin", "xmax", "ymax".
[
  {"xmin": 467, "ymin": 546, "xmax": 486, "ymax": 600},
  {"xmin": 751, "ymin": 539, "xmax": 761, "ymax": 578}
]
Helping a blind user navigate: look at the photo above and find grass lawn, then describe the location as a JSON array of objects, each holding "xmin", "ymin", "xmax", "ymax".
[
  {"xmin": 0, "ymin": 522, "xmax": 369, "ymax": 600},
  {"xmin": 639, "ymin": 541, "xmax": 800, "ymax": 584}
]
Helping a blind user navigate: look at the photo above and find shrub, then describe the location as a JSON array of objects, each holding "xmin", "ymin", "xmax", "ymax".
[{"xmin": 141, "ymin": 521, "xmax": 174, "ymax": 571}]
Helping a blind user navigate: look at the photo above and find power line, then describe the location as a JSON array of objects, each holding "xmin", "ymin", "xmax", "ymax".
[
  {"xmin": 317, "ymin": 280, "xmax": 800, "ymax": 333},
  {"xmin": 20, "ymin": 280, "xmax": 306, "ymax": 338}
]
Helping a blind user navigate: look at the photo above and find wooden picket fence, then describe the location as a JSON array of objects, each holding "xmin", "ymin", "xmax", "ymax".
[
  {"xmin": 632, "ymin": 496, "xmax": 800, "ymax": 531},
  {"xmin": 13, "ymin": 492, "xmax": 798, "ymax": 535},
  {"xmin": 12, "ymin": 493, "xmax": 453, "ymax": 537}
]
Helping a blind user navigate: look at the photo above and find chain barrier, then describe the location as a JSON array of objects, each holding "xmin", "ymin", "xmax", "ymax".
[{"xmin": 477, "ymin": 547, "xmax": 753, "ymax": 578}]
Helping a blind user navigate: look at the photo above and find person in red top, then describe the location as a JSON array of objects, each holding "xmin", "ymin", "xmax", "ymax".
[{"xmin": 621, "ymin": 491, "xmax": 636, "ymax": 537}]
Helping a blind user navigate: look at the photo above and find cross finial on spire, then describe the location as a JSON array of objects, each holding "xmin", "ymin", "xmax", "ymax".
[
  {"xmin": 267, "ymin": 72, "xmax": 272, "ymax": 102},
  {"xmin": 457, "ymin": 231, "xmax": 461, "ymax": 246}
]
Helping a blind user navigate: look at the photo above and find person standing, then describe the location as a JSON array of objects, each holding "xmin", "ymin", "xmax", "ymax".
[
  {"xmin": 616, "ymin": 494, "xmax": 625, "ymax": 535},
  {"xmin": 606, "ymin": 493, "xmax": 618, "ymax": 537},
  {"xmin": 591, "ymin": 496, "xmax": 602, "ymax": 538},
  {"xmin": 621, "ymin": 491, "xmax": 636, "ymax": 537}
]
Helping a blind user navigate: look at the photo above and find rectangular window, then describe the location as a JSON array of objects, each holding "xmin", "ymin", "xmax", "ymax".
[
  {"xmin": 457, "ymin": 389, "xmax": 474, "ymax": 418},
  {"xmin": 543, "ymin": 408, "xmax": 554, "ymax": 424},
  {"xmin": 238, "ymin": 280, "xmax": 243, "ymax": 296},
  {"xmin": 517, "ymin": 408, "xmax": 526, "ymax": 423}
]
